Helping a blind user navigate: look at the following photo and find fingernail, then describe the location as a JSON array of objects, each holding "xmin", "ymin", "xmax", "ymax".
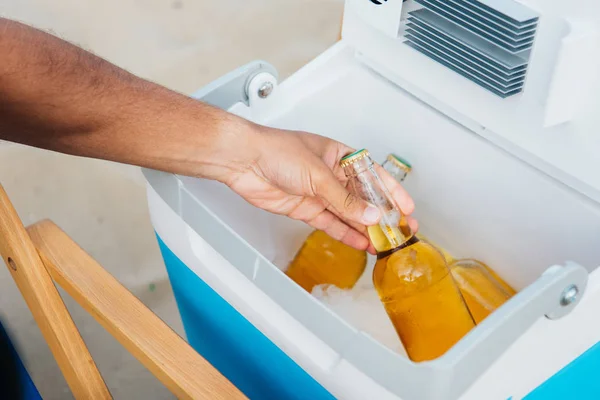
[{"xmin": 362, "ymin": 206, "xmax": 380, "ymax": 224}]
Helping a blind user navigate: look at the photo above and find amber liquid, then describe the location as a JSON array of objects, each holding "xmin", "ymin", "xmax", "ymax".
[
  {"xmin": 485, "ymin": 266, "xmax": 516, "ymax": 297},
  {"xmin": 450, "ymin": 259, "xmax": 514, "ymax": 323},
  {"xmin": 285, "ymin": 230, "xmax": 367, "ymax": 292},
  {"xmin": 414, "ymin": 236, "xmax": 516, "ymax": 323},
  {"xmin": 416, "ymin": 233, "xmax": 454, "ymax": 264},
  {"xmin": 370, "ymin": 224, "xmax": 475, "ymax": 362},
  {"xmin": 381, "ymin": 152, "xmax": 516, "ymax": 326}
]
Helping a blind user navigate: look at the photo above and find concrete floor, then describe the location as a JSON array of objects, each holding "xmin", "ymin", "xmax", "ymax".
[{"xmin": 0, "ymin": 1, "xmax": 343, "ymax": 398}]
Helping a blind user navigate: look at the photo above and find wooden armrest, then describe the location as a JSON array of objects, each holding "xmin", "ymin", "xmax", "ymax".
[
  {"xmin": 27, "ymin": 220, "xmax": 246, "ymax": 400},
  {"xmin": 0, "ymin": 185, "xmax": 111, "ymax": 399}
]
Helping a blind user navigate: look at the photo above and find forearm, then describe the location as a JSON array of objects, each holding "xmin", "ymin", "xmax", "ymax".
[{"xmin": 0, "ymin": 18, "xmax": 258, "ymax": 180}]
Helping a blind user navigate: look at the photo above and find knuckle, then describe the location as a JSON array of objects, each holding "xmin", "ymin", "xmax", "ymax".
[
  {"xmin": 311, "ymin": 175, "xmax": 326, "ymax": 196},
  {"xmin": 311, "ymin": 169, "xmax": 329, "ymax": 194}
]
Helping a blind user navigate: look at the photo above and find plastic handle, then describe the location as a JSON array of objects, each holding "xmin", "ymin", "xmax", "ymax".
[{"xmin": 441, "ymin": 262, "xmax": 589, "ymax": 399}]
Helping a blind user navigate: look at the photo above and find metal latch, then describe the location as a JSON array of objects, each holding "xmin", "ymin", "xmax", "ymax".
[{"xmin": 190, "ymin": 60, "xmax": 278, "ymax": 110}]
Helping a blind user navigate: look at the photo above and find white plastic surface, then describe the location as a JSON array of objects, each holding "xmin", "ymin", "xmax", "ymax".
[
  {"xmin": 230, "ymin": 43, "xmax": 600, "ymax": 290},
  {"xmin": 147, "ymin": 184, "xmax": 398, "ymax": 400},
  {"xmin": 148, "ymin": 179, "xmax": 600, "ymax": 400},
  {"xmin": 342, "ymin": 0, "xmax": 600, "ymax": 205},
  {"xmin": 143, "ymin": 41, "xmax": 600, "ymax": 400},
  {"xmin": 542, "ymin": 17, "xmax": 600, "ymax": 126},
  {"xmin": 145, "ymin": 2, "xmax": 600, "ymax": 397},
  {"xmin": 346, "ymin": 0, "xmax": 404, "ymax": 38},
  {"xmin": 464, "ymin": 269, "xmax": 600, "ymax": 399}
]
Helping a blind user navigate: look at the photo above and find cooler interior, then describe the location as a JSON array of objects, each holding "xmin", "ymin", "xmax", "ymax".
[
  {"xmin": 188, "ymin": 50, "xmax": 600, "ymax": 290},
  {"xmin": 167, "ymin": 44, "xmax": 600, "ymax": 399}
]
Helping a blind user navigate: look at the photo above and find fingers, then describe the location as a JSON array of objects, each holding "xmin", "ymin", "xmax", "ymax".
[
  {"xmin": 313, "ymin": 166, "xmax": 381, "ymax": 226},
  {"xmin": 407, "ymin": 216, "xmax": 419, "ymax": 234},
  {"xmin": 375, "ymin": 164, "xmax": 415, "ymax": 215},
  {"xmin": 366, "ymin": 243, "xmax": 377, "ymax": 255},
  {"xmin": 306, "ymin": 209, "xmax": 370, "ymax": 251},
  {"xmin": 285, "ymin": 196, "xmax": 371, "ymax": 251},
  {"xmin": 325, "ymin": 203, "xmax": 369, "ymax": 236}
]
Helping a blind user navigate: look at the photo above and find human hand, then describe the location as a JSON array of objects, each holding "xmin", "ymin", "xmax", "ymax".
[
  {"xmin": 0, "ymin": 17, "xmax": 407, "ymax": 249},
  {"xmin": 214, "ymin": 124, "xmax": 418, "ymax": 254}
]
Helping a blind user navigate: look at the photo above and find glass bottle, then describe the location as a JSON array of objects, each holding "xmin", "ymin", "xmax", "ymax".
[
  {"xmin": 381, "ymin": 153, "xmax": 412, "ymax": 183},
  {"xmin": 382, "ymin": 154, "xmax": 454, "ymax": 263},
  {"xmin": 382, "ymin": 153, "xmax": 515, "ymax": 323},
  {"xmin": 484, "ymin": 265, "xmax": 517, "ymax": 297},
  {"xmin": 341, "ymin": 149, "xmax": 475, "ymax": 362},
  {"xmin": 285, "ymin": 230, "xmax": 367, "ymax": 293},
  {"xmin": 449, "ymin": 259, "xmax": 515, "ymax": 323}
]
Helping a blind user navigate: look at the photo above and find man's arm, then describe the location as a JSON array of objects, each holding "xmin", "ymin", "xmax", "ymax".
[
  {"xmin": 0, "ymin": 18, "xmax": 249, "ymax": 180},
  {"xmin": 0, "ymin": 18, "xmax": 416, "ymax": 251}
]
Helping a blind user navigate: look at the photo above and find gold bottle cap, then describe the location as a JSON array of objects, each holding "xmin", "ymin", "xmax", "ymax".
[
  {"xmin": 386, "ymin": 154, "xmax": 412, "ymax": 173},
  {"xmin": 340, "ymin": 149, "xmax": 370, "ymax": 168}
]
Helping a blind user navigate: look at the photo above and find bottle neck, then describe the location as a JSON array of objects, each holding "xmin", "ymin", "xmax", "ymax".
[
  {"xmin": 344, "ymin": 156, "xmax": 414, "ymax": 254},
  {"xmin": 376, "ymin": 234, "xmax": 420, "ymax": 259},
  {"xmin": 367, "ymin": 211, "xmax": 414, "ymax": 253},
  {"xmin": 382, "ymin": 160, "xmax": 408, "ymax": 183},
  {"xmin": 382, "ymin": 154, "xmax": 412, "ymax": 183}
]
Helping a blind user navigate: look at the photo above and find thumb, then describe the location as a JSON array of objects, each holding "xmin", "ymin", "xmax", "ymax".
[{"xmin": 313, "ymin": 167, "xmax": 381, "ymax": 226}]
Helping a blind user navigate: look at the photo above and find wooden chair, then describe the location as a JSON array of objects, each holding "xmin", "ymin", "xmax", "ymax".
[{"xmin": 0, "ymin": 183, "xmax": 246, "ymax": 400}]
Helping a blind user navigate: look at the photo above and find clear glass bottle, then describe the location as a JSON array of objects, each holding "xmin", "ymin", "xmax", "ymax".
[
  {"xmin": 382, "ymin": 154, "xmax": 412, "ymax": 183},
  {"xmin": 285, "ymin": 230, "xmax": 367, "ymax": 293},
  {"xmin": 382, "ymin": 153, "xmax": 515, "ymax": 323},
  {"xmin": 382, "ymin": 154, "xmax": 454, "ymax": 263},
  {"xmin": 342, "ymin": 149, "xmax": 475, "ymax": 362},
  {"xmin": 449, "ymin": 259, "xmax": 515, "ymax": 323}
]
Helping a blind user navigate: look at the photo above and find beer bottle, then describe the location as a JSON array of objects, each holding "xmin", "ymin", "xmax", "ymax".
[{"xmin": 341, "ymin": 149, "xmax": 475, "ymax": 361}]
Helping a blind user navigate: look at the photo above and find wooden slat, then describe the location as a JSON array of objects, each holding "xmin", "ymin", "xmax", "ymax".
[
  {"xmin": 27, "ymin": 219, "xmax": 247, "ymax": 400},
  {"xmin": 0, "ymin": 184, "xmax": 111, "ymax": 399}
]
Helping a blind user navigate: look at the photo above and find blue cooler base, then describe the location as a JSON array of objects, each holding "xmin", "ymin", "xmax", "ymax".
[
  {"xmin": 156, "ymin": 234, "xmax": 335, "ymax": 400},
  {"xmin": 524, "ymin": 341, "xmax": 600, "ymax": 400}
]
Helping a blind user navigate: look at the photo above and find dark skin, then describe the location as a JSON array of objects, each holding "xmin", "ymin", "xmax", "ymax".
[{"xmin": 0, "ymin": 17, "xmax": 417, "ymax": 252}]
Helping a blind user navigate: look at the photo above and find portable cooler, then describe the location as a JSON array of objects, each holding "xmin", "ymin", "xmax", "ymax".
[{"xmin": 143, "ymin": 0, "xmax": 600, "ymax": 398}]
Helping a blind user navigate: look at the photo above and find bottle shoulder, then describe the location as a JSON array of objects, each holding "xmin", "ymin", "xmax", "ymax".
[{"xmin": 373, "ymin": 240, "xmax": 450, "ymax": 296}]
